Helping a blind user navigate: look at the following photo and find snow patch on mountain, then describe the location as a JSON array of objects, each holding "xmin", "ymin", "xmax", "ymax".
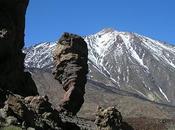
[
  {"xmin": 24, "ymin": 42, "xmax": 56, "ymax": 69},
  {"xmin": 24, "ymin": 28, "xmax": 175, "ymax": 106}
]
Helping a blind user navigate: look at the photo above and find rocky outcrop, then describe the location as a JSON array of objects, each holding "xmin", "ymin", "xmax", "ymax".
[
  {"xmin": 53, "ymin": 33, "xmax": 88, "ymax": 115},
  {"xmin": 0, "ymin": 94, "xmax": 63, "ymax": 130},
  {"xmin": 95, "ymin": 106, "xmax": 123, "ymax": 130},
  {"xmin": 0, "ymin": 0, "xmax": 88, "ymax": 129},
  {"xmin": 0, "ymin": 0, "xmax": 38, "ymax": 104},
  {"xmin": 95, "ymin": 106, "xmax": 134, "ymax": 130}
]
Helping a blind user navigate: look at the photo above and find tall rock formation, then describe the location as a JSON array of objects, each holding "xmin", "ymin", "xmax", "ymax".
[
  {"xmin": 53, "ymin": 33, "xmax": 88, "ymax": 115},
  {"xmin": 0, "ymin": 1, "xmax": 81, "ymax": 129},
  {"xmin": 0, "ymin": 0, "xmax": 38, "ymax": 106}
]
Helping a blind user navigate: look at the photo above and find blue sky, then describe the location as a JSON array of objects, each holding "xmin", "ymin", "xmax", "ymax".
[{"xmin": 25, "ymin": 0, "xmax": 175, "ymax": 46}]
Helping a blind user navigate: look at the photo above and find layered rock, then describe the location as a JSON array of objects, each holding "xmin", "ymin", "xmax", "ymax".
[
  {"xmin": 53, "ymin": 33, "xmax": 88, "ymax": 115},
  {"xmin": 0, "ymin": 0, "xmax": 38, "ymax": 105}
]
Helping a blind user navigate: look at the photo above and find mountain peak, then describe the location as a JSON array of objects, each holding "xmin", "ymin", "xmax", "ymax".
[
  {"xmin": 96, "ymin": 28, "xmax": 117, "ymax": 35},
  {"xmin": 24, "ymin": 30, "xmax": 175, "ymax": 106},
  {"xmin": 102, "ymin": 28, "xmax": 116, "ymax": 32}
]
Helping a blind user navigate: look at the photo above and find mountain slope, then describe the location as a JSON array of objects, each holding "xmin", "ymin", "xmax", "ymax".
[
  {"xmin": 24, "ymin": 28, "xmax": 175, "ymax": 106},
  {"xmin": 29, "ymin": 69, "xmax": 175, "ymax": 120}
]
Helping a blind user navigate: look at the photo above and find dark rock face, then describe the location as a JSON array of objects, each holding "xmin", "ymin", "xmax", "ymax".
[
  {"xmin": 53, "ymin": 33, "xmax": 88, "ymax": 115},
  {"xmin": 0, "ymin": 0, "xmax": 38, "ymax": 103}
]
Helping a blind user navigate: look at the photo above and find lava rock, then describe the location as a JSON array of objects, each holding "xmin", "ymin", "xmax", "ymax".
[
  {"xmin": 5, "ymin": 95, "xmax": 35, "ymax": 126},
  {"xmin": 0, "ymin": 0, "xmax": 38, "ymax": 104},
  {"xmin": 25, "ymin": 96, "xmax": 52, "ymax": 114},
  {"xmin": 95, "ymin": 106, "xmax": 122, "ymax": 130},
  {"xmin": 53, "ymin": 33, "xmax": 88, "ymax": 115},
  {"xmin": 1, "ymin": 94, "xmax": 65, "ymax": 130}
]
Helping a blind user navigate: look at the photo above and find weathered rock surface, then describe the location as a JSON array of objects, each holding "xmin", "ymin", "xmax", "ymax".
[
  {"xmin": 95, "ymin": 106, "xmax": 122, "ymax": 130},
  {"xmin": 0, "ymin": 0, "xmax": 38, "ymax": 105},
  {"xmin": 53, "ymin": 33, "xmax": 88, "ymax": 115},
  {"xmin": 95, "ymin": 106, "xmax": 134, "ymax": 130},
  {"xmin": 0, "ymin": 94, "xmax": 63, "ymax": 130}
]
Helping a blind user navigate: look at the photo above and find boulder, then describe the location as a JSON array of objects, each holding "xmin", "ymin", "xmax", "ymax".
[
  {"xmin": 5, "ymin": 95, "xmax": 35, "ymax": 126},
  {"xmin": 25, "ymin": 95, "xmax": 55, "ymax": 115},
  {"xmin": 95, "ymin": 106, "xmax": 122, "ymax": 130},
  {"xmin": 1, "ymin": 94, "xmax": 64, "ymax": 129}
]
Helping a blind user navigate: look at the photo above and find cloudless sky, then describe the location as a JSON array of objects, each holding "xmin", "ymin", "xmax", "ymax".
[{"xmin": 25, "ymin": 0, "xmax": 175, "ymax": 46}]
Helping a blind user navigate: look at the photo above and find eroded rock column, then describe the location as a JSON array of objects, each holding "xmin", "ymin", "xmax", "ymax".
[{"xmin": 53, "ymin": 33, "xmax": 88, "ymax": 115}]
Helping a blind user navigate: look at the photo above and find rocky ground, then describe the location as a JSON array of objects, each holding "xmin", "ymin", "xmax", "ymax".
[{"xmin": 29, "ymin": 69, "xmax": 175, "ymax": 130}]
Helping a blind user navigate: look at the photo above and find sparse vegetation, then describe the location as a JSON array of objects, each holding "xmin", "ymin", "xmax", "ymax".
[
  {"xmin": 0, "ymin": 126, "xmax": 22, "ymax": 130},
  {"xmin": 167, "ymin": 123, "xmax": 175, "ymax": 130}
]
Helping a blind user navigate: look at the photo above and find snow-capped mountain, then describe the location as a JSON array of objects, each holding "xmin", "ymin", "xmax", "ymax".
[
  {"xmin": 24, "ymin": 28, "xmax": 175, "ymax": 106},
  {"xmin": 24, "ymin": 42, "xmax": 56, "ymax": 69}
]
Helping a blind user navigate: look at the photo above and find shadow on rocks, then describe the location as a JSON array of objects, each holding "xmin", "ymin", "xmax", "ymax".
[
  {"xmin": 121, "ymin": 122, "xmax": 134, "ymax": 130},
  {"xmin": 62, "ymin": 122, "xmax": 81, "ymax": 130}
]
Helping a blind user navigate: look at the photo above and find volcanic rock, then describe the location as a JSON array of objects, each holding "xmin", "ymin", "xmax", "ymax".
[
  {"xmin": 95, "ymin": 106, "xmax": 123, "ymax": 130},
  {"xmin": 0, "ymin": 0, "xmax": 38, "ymax": 104},
  {"xmin": 53, "ymin": 33, "xmax": 88, "ymax": 115},
  {"xmin": 95, "ymin": 106, "xmax": 135, "ymax": 130},
  {"xmin": 0, "ymin": 94, "xmax": 63, "ymax": 129}
]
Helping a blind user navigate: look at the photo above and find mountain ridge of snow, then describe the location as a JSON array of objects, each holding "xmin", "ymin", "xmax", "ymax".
[{"xmin": 24, "ymin": 28, "xmax": 175, "ymax": 106}]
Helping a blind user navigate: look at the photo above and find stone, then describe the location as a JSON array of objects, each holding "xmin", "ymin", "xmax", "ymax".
[
  {"xmin": 27, "ymin": 127, "xmax": 36, "ymax": 130},
  {"xmin": 95, "ymin": 106, "xmax": 123, "ymax": 130},
  {"xmin": 53, "ymin": 33, "xmax": 88, "ymax": 115},
  {"xmin": 0, "ymin": 108, "xmax": 7, "ymax": 119},
  {"xmin": 6, "ymin": 116, "xmax": 18, "ymax": 125},
  {"xmin": 0, "ymin": 0, "xmax": 38, "ymax": 105},
  {"xmin": 3, "ymin": 95, "xmax": 64, "ymax": 129},
  {"xmin": 5, "ymin": 95, "xmax": 35, "ymax": 126},
  {"xmin": 27, "ymin": 96, "xmax": 52, "ymax": 114}
]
